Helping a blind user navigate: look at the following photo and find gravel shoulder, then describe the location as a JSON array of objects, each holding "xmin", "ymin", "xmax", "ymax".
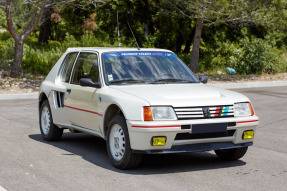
[
  {"xmin": 204, "ymin": 72, "xmax": 287, "ymax": 84},
  {"xmin": 0, "ymin": 76, "xmax": 43, "ymax": 94},
  {"xmin": 0, "ymin": 73, "xmax": 286, "ymax": 94}
]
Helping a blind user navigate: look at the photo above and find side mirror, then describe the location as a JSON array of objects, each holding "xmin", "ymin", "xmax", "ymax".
[
  {"xmin": 79, "ymin": 78, "xmax": 101, "ymax": 88},
  {"xmin": 199, "ymin": 76, "xmax": 208, "ymax": 84}
]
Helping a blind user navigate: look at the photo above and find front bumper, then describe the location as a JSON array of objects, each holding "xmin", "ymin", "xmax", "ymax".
[
  {"xmin": 134, "ymin": 142, "xmax": 253, "ymax": 154},
  {"xmin": 127, "ymin": 116, "xmax": 258, "ymax": 152}
]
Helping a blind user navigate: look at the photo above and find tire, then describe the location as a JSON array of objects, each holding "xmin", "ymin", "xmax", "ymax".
[
  {"xmin": 39, "ymin": 100, "xmax": 63, "ymax": 141},
  {"xmin": 215, "ymin": 147, "xmax": 248, "ymax": 160},
  {"xmin": 106, "ymin": 115, "xmax": 142, "ymax": 169}
]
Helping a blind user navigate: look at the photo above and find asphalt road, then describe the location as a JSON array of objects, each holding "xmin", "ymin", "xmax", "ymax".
[{"xmin": 0, "ymin": 86, "xmax": 286, "ymax": 191}]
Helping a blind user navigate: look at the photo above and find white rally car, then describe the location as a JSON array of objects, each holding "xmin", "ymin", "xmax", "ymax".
[{"xmin": 39, "ymin": 47, "xmax": 259, "ymax": 169}]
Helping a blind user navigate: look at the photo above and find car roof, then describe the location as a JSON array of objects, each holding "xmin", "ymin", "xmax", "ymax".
[{"xmin": 66, "ymin": 47, "xmax": 173, "ymax": 54}]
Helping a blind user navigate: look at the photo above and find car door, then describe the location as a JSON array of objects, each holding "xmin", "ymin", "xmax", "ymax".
[
  {"xmin": 64, "ymin": 52, "xmax": 102, "ymax": 132},
  {"xmin": 50, "ymin": 52, "xmax": 79, "ymax": 125}
]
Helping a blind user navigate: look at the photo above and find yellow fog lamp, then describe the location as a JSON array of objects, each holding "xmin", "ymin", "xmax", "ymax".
[
  {"xmin": 243, "ymin": 130, "xmax": 254, "ymax": 139},
  {"xmin": 152, "ymin": 137, "xmax": 166, "ymax": 146}
]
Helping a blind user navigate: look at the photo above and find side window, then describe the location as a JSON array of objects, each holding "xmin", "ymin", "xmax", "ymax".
[
  {"xmin": 71, "ymin": 52, "xmax": 99, "ymax": 85},
  {"xmin": 60, "ymin": 52, "xmax": 78, "ymax": 83}
]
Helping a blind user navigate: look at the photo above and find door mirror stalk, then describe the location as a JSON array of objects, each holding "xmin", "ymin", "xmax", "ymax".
[
  {"xmin": 199, "ymin": 76, "xmax": 208, "ymax": 84},
  {"xmin": 79, "ymin": 78, "xmax": 101, "ymax": 88}
]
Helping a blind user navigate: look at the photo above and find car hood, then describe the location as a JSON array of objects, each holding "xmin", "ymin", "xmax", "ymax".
[{"xmin": 109, "ymin": 83, "xmax": 249, "ymax": 107}]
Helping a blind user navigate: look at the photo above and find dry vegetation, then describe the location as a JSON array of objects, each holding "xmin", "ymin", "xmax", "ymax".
[{"xmin": 0, "ymin": 71, "xmax": 286, "ymax": 94}]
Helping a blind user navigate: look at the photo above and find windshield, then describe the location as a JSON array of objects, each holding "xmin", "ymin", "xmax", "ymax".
[{"xmin": 102, "ymin": 51, "xmax": 199, "ymax": 85}]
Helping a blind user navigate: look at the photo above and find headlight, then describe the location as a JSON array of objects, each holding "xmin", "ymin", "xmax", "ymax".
[
  {"xmin": 143, "ymin": 106, "xmax": 177, "ymax": 121},
  {"xmin": 234, "ymin": 102, "xmax": 254, "ymax": 117},
  {"xmin": 152, "ymin": 107, "xmax": 177, "ymax": 120}
]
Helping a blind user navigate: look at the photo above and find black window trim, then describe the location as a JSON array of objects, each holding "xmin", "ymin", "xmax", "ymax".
[{"xmin": 69, "ymin": 51, "xmax": 101, "ymax": 86}]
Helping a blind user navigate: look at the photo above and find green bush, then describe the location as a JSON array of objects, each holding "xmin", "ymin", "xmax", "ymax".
[
  {"xmin": 0, "ymin": 31, "xmax": 12, "ymax": 41},
  {"xmin": 197, "ymin": 41, "xmax": 243, "ymax": 73},
  {"xmin": 21, "ymin": 33, "xmax": 109, "ymax": 75},
  {"xmin": 176, "ymin": 53, "xmax": 191, "ymax": 66},
  {"xmin": 22, "ymin": 33, "xmax": 81, "ymax": 74},
  {"xmin": 194, "ymin": 37, "xmax": 286, "ymax": 74},
  {"xmin": 49, "ymin": 40, "xmax": 61, "ymax": 47},
  {"xmin": 0, "ymin": 38, "xmax": 14, "ymax": 71},
  {"xmin": 80, "ymin": 34, "xmax": 99, "ymax": 47},
  {"xmin": 24, "ymin": 36, "xmax": 38, "ymax": 46},
  {"xmin": 234, "ymin": 38, "xmax": 287, "ymax": 74},
  {"xmin": 61, "ymin": 33, "xmax": 80, "ymax": 49},
  {"xmin": 21, "ymin": 33, "xmax": 116, "ymax": 75},
  {"xmin": 2, "ymin": 31, "xmax": 284, "ymax": 76},
  {"xmin": 22, "ymin": 46, "xmax": 63, "ymax": 74}
]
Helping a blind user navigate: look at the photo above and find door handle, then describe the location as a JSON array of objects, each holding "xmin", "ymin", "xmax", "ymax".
[{"xmin": 66, "ymin": 89, "xmax": 71, "ymax": 94}]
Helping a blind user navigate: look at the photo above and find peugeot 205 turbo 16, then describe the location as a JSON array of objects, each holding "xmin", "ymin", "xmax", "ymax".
[{"xmin": 39, "ymin": 48, "xmax": 259, "ymax": 169}]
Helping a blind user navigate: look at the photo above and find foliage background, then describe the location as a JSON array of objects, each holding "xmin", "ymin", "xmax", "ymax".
[{"xmin": 0, "ymin": 0, "xmax": 287, "ymax": 75}]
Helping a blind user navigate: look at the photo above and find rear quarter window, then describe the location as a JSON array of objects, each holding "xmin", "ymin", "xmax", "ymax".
[{"xmin": 59, "ymin": 52, "xmax": 78, "ymax": 83}]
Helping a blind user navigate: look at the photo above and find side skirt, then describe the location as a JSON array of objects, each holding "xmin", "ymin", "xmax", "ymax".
[{"xmin": 55, "ymin": 123, "xmax": 105, "ymax": 140}]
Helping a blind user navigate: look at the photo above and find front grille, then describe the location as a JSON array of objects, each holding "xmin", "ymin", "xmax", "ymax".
[
  {"xmin": 175, "ymin": 130, "xmax": 235, "ymax": 140},
  {"xmin": 174, "ymin": 105, "xmax": 234, "ymax": 120}
]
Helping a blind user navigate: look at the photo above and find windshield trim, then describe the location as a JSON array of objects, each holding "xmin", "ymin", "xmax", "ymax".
[{"xmin": 101, "ymin": 51, "xmax": 200, "ymax": 86}]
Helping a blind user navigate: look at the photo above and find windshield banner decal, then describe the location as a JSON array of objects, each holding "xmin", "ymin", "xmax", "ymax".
[{"xmin": 104, "ymin": 52, "xmax": 176, "ymax": 58}]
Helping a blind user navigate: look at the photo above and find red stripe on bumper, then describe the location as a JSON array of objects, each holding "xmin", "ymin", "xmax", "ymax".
[
  {"xmin": 132, "ymin": 125, "xmax": 181, "ymax": 128},
  {"xmin": 64, "ymin": 105, "xmax": 103, "ymax": 117},
  {"xmin": 237, "ymin": 120, "xmax": 259, "ymax": 124}
]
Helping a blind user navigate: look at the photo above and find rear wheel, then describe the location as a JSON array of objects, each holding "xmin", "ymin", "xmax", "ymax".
[
  {"xmin": 39, "ymin": 100, "xmax": 63, "ymax": 141},
  {"xmin": 215, "ymin": 147, "xmax": 248, "ymax": 160},
  {"xmin": 107, "ymin": 115, "xmax": 142, "ymax": 169}
]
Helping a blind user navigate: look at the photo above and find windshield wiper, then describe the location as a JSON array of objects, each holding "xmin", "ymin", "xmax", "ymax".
[
  {"xmin": 109, "ymin": 79, "xmax": 146, "ymax": 84},
  {"xmin": 151, "ymin": 78, "xmax": 197, "ymax": 84}
]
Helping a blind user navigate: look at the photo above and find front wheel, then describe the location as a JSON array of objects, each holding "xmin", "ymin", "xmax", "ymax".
[
  {"xmin": 106, "ymin": 115, "xmax": 142, "ymax": 169},
  {"xmin": 215, "ymin": 147, "xmax": 248, "ymax": 160},
  {"xmin": 39, "ymin": 100, "xmax": 63, "ymax": 141}
]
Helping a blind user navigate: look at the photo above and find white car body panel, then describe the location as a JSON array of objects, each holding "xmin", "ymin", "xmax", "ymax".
[
  {"xmin": 127, "ymin": 117, "xmax": 258, "ymax": 150},
  {"xmin": 109, "ymin": 83, "xmax": 250, "ymax": 107},
  {"xmin": 64, "ymin": 84, "xmax": 101, "ymax": 131},
  {"xmin": 39, "ymin": 47, "xmax": 259, "ymax": 153}
]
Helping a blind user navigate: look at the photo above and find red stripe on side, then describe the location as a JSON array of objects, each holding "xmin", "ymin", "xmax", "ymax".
[
  {"xmin": 132, "ymin": 125, "xmax": 181, "ymax": 128},
  {"xmin": 237, "ymin": 120, "xmax": 259, "ymax": 124},
  {"xmin": 64, "ymin": 105, "xmax": 103, "ymax": 117}
]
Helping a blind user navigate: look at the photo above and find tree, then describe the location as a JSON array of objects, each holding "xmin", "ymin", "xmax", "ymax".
[
  {"xmin": 38, "ymin": 8, "xmax": 53, "ymax": 44},
  {"xmin": 60, "ymin": 0, "xmax": 98, "ymax": 39},
  {"xmin": 162, "ymin": 0, "xmax": 280, "ymax": 73},
  {"xmin": 0, "ymin": 0, "xmax": 99, "ymax": 78},
  {"xmin": 96, "ymin": 0, "xmax": 158, "ymax": 47}
]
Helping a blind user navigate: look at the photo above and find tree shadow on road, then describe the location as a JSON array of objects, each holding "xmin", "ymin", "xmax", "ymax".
[{"xmin": 29, "ymin": 132, "xmax": 247, "ymax": 175}]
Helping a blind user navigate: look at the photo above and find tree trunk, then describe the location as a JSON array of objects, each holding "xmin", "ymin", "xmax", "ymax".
[
  {"xmin": 183, "ymin": 28, "xmax": 195, "ymax": 53},
  {"xmin": 38, "ymin": 8, "xmax": 52, "ymax": 43},
  {"xmin": 10, "ymin": 38, "xmax": 24, "ymax": 78},
  {"xmin": 189, "ymin": 18, "xmax": 203, "ymax": 73}
]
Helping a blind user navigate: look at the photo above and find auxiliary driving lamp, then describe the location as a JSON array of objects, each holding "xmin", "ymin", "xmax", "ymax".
[
  {"xmin": 152, "ymin": 137, "xmax": 166, "ymax": 146},
  {"xmin": 243, "ymin": 130, "xmax": 254, "ymax": 139}
]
